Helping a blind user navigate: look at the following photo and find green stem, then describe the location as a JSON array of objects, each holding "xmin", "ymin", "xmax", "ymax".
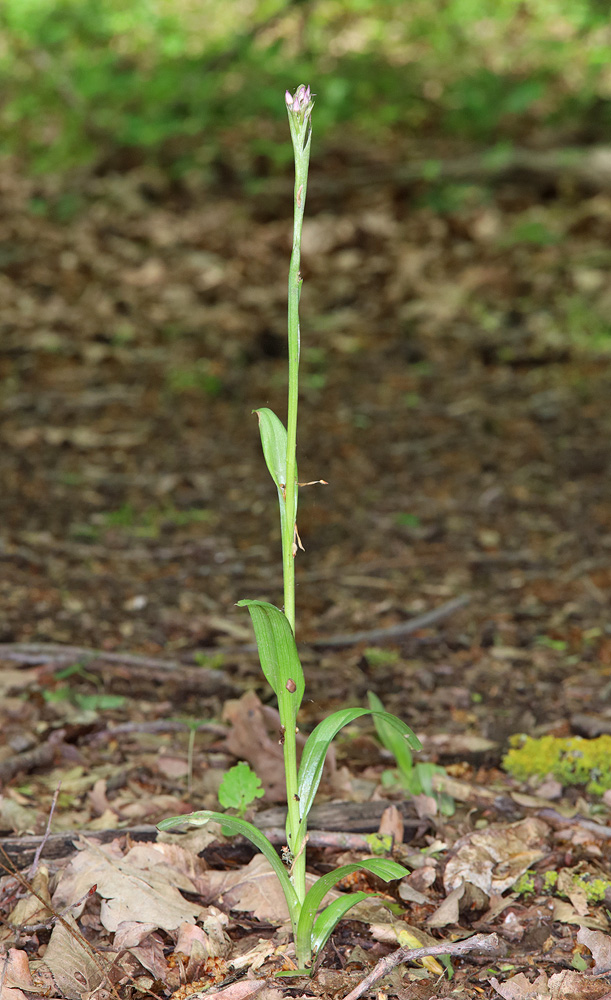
[
  {"xmin": 282, "ymin": 718, "xmax": 306, "ymax": 908},
  {"xmin": 283, "ymin": 88, "xmax": 313, "ymax": 920},
  {"xmin": 283, "ymin": 100, "xmax": 312, "ymax": 636}
]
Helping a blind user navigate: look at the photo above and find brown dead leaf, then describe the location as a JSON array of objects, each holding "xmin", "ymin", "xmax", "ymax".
[
  {"xmin": 444, "ymin": 817, "xmax": 549, "ymax": 895},
  {"xmin": 558, "ymin": 868, "xmax": 589, "ymax": 916},
  {"xmin": 52, "ymin": 837, "xmax": 206, "ymax": 932},
  {"xmin": 552, "ymin": 897, "xmax": 608, "ymax": 930},
  {"xmin": 491, "ymin": 969, "xmax": 611, "ymax": 999},
  {"xmin": 186, "ymin": 982, "xmax": 276, "ymax": 1000},
  {"xmin": 122, "ymin": 929, "xmax": 169, "ymax": 980},
  {"xmin": 42, "ymin": 913, "xmax": 109, "ymax": 1000},
  {"xmin": 202, "ymin": 854, "xmax": 292, "ymax": 922},
  {"xmin": 378, "ymin": 804, "xmax": 404, "ymax": 842},
  {"xmin": 427, "ymin": 882, "xmax": 465, "ymax": 928},
  {"xmin": 578, "ymin": 927, "xmax": 611, "ymax": 974},
  {"xmin": 3, "ymin": 864, "xmax": 52, "ymax": 934},
  {"xmin": 230, "ymin": 937, "xmax": 278, "ymax": 972},
  {"xmin": 222, "ymin": 690, "xmax": 287, "ymax": 802},
  {"xmin": 0, "ymin": 795, "xmax": 42, "ymax": 835},
  {"xmin": 0, "ymin": 949, "xmax": 34, "ymax": 1000},
  {"xmin": 113, "ymin": 921, "xmax": 158, "ymax": 948}
]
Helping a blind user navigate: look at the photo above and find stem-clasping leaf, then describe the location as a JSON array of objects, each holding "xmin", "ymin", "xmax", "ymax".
[
  {"xmin": 236, "ymin": 600, "xmax": 304, "ymax": 725},
  {"xmin": 255, "ymin": 407, "xmax": 297, "ymax": 501}
]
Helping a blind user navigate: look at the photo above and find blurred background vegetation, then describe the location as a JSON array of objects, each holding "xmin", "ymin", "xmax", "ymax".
[{"xmin": 1, "ymin": 0, "xmax": 610, "ymax": 180}]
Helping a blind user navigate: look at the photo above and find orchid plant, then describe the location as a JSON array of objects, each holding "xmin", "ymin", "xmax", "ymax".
[{"xmin": 158, "ymin": 85, "xmax": 421, "ymax": 974}]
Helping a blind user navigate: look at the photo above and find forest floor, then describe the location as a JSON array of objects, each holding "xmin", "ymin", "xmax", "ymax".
[{"xmin": 1, "ymin": 143, "xmax": 611, "ymax": 1000}]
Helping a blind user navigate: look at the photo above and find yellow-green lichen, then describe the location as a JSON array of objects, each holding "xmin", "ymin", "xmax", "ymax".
[
  {"xmin": 513, "ymin": 871, "xmax": 536, "ymax": 896},
  {"xmin": 502, "ymin": 734, "xmax": 611, "ymax": 795},
  {"xmin": 571, "ymin": 875, "xmax": 610, "ymax": 903},
  {"xmin": 543, "ymin": 870, "xmax": 558, "ymax": 891},
  {"xmin": 513, "ymin": 868, "xmax": 610, "ymax": 903}
]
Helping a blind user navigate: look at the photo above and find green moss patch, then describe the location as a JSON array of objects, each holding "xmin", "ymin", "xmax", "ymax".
[{"xmin": 503, "ymin": 734, "xmax": 611, "ymax": 796}]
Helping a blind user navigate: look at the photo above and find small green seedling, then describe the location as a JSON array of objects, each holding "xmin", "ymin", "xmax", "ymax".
[
  {"xmin": 159, "ymin": 85, "xmax": 419, "ymax": 974},
  {"xmin": 368, "ymin": 692, "xmax": 454, "ymax": 816},
  {"xmin": 218, "ymin": 762, "xmax": 265, "ymax": 816},
  {"xmin": 43, "ymin": 660, "xmax": 126, "ymax": 711}
]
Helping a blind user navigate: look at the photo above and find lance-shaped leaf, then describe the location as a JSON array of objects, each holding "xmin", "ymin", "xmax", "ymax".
[
  {"xmin": 254, "ymin": 407, "xmax": 298, "ymax": 536},
  {"xmin": 309, "ymin": 891, "xmax": 370, "ymax": 958},
  {"xmin": 236, "ymin": 600, "xmax": 304, "ymax": 725},
  {"xmin": 297, "ymin": 708, "xmax": 420, "ymax": 834},
  {"xmin": 255, "ymin": 407, "xmax": 292, "ymax": 491},
  {"xmin": 368, "ymin": 691, "xmax": 414, "ymax": 777},
  {"xmin": 295, "ymin": 859, "xmax": 408, "ymax": 965},
  {"xmin": 157, "ymin": 810, "xmax": 300, "ymax": 930}
]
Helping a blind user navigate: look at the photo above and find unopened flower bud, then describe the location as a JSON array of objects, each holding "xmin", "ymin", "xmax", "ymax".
[{"xmin": 286, "ymin": 84, "xmax": 313, "ymax": 119}]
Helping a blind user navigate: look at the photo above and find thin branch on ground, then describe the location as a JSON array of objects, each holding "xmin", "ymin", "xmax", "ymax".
[
  {"xmin": 0, "ymin": 728, "xmax": 66, "ymax": 786},
  {"xmin": 342, "ymin": 932, "xmax": 501, "ymax": 1000},
  {"xmin": 29, "ymin": 783, "xmax": 60, "ymax": 877},
  {"xmin": 310, "ymin": 594, "xmax": 469, "ymax": 647},
  {"xmin": 0, "ymin": 595, "xmax": 469, "ymax": 672}
]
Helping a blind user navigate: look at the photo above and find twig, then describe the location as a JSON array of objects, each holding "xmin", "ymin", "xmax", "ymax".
[
  {"xmin": 310, "ymin": 594, "xmax": 469, "ymax": 648},
  {"xmin": 83, "ymin": 719, "xmax": 227, "ymax": 743},
  {"xmin": 0, "ymin": 728, "xmax": 66, "ymax": 786},
  {"xmin": 0, "ymin": 643, "xmax": 237, "ymax": 694},
  {"xmin": 342, "ymin": 932, "xmax": 500, "ymax": 1000},
  {"xmin": 537, "ymin": 808, "xmax": 611, "ymax": 840},
  {"xmin": 0, "ymin": 596, "xmax": 467, "ymax": 701},
  {"xmin": 30, "ymin": 783, "xmax": 61, "ymax": 877}
]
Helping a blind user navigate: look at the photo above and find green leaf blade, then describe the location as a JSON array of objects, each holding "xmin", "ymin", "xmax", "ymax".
[
  {"xmin": 310, "ymin": 891, "xmax": 370, "ymax": 957},
  {"xmin": 296, "ymin": 859, "xmax": 408, "ymax": 963},
  {"xmin": 297, "ymin": 708, "xmax": 420, "ymax": 827},
  {"xmin": 368, "ymin": 691, "xmax": 416, "ymax": 777},
  {"xmin": 157, "ymin": 810, "xmax": 300, "ymax": 928},
  {"xmin": 218, "ymin": 762, "xmax": 264, "ymax": 812},
  {"xmin": 236, "ymin": 600, "xmax": 305, "ymax": 723},
  {"xmin": 254, "ymin": 407, "xmax": 289, "ymax": 490}
]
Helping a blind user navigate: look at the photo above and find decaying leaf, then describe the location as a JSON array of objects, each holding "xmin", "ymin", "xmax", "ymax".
[
  {"xmin": 577, "ymin": 926, "xmax": 611, "ymax": 973},
  {"xmin": 444, "ymin": 818, "xmax": 549, "ymax": 895},
  {"xmin": 41, "ymin": 913, "xmax": 109, "ymax": 1000},
  {"xmin": 52, "ymin": 838, "xmax": 207, "ymax": 932},
  {"xmin": 202, "ymin": 854, "xmax": 311, "ymax": 923}
]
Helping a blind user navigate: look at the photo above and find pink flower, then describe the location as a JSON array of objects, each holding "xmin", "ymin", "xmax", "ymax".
[{"xmin": 285, "ymin": 85, "xmax": 313, "ymax": 117}]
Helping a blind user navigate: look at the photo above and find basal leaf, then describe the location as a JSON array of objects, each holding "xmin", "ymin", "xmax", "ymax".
[
  {"xmin": 310, "ymin": 891, "xmax": 370, "ymax": 957},
  {"xmin": 157, "ymin": 810, "xmax": 300, "ymax": 929},
  {"xmin": 295, "ymin": 859, "xmax": 408, "ymax": 963}
]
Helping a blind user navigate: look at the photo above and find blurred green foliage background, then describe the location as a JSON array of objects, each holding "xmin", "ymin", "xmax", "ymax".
[{"xmin": 1, "ymin": 0, "xmax": 610, "ymax": 178}]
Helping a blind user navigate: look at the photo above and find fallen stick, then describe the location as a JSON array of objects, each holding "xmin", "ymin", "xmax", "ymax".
[
  {"xmin": 342, "ymin": 932, "xmax": 500, "ymax": 1000},
  {"xmin": 0, "ymin": 643, "xmax": 238, "ymax": 695},
  {"xmin": 310, "ymin": 594, "xmax": 469, "ymax": 647},
  {"xmin": 0, "ymin": 595, "xmax": 469, "ymax": 674},
  {"xmin": 0, "ymin": 800, "xmax": 425, "ymax": 868}
]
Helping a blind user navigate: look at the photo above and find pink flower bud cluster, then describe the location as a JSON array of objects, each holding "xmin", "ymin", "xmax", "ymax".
[{"xmin": 285, "ymin": 85, "xmax": 312, "ymax": 115}]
